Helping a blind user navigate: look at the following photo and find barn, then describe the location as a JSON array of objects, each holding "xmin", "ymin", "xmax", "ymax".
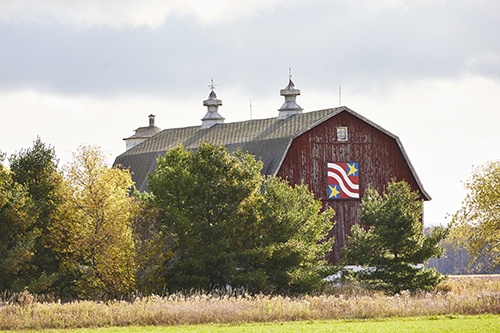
[{"xmin": 114, "ymin": 78, "xmax": 430, "ymax": 263}]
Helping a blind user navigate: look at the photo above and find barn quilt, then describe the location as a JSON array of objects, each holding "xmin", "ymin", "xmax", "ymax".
[{"xmin": 327, "ymin": 162, "xmax": 360, "ymax": 199}]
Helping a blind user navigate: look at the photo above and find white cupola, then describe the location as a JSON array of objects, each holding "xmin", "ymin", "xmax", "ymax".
[
  {"xmin": 201, "ymin": 80, "xmax": 225, "ymax": 129},
  {"xmin": 123, "ymin": 114, "xmax": 162, "ymax": 151},
  {"xmin": 278, "ymin": 71, "xmax": 303, "ymax": 119}
]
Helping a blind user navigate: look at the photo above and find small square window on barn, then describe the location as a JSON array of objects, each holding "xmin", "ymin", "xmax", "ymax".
[{"xmin": 337, "ymin": 127, "xmax": 348, "ymax": 142}]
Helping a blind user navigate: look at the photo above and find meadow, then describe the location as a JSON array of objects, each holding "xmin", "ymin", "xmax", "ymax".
[
  {"xmin": 1, "ymin": 276, "xmax": 499, "ymax": 331},
  {"xmin": 5, "ymin": 315, "xmax": 500, "ymax": 333}
]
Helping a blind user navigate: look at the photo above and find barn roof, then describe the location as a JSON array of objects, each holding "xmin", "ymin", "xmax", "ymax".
[{"xmin": 113, "ymin": 106, "xmax": 430, "ymax": 200}]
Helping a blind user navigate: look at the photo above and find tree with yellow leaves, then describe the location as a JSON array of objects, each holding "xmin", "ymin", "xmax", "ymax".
[
  {"xmin": 452, "ymin": 160, "xmax": 500, "ymax": 272},
  {"xmin": 52, "ymin": 146, "xmax": 137, "ymax": 299}
]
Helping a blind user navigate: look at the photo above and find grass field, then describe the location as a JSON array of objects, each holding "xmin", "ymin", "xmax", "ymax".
[
  {"xmin": 1, "ymin": 276, "xmax": 499, "ymax": 331},
  {"xmin": 8, "ymin": 315, "xmax": 500, "ymax": 333}
]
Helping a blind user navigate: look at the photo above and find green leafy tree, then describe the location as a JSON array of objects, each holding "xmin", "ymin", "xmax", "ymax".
[
  {"xmin": 8, "ymin": 137, "xmax": 64, "ymax": 293},
  {"xmin": 148, "ymin": 142, "xmax": 334, "ymax": 293},
  {"xmin": 52, "ymin": 146, "xmax": 137, "ymax": 299},
  {"xmin": 451, "ymin": 160, "xmax": 500, "ymax": 271},
  {"xmin": 0, "ymin": 152, "xmax": 38, "ymax": 291},
  {"xmin": 132, "ymin": 191, "xmax": 178, "ymax": 294},
  {"xmin": 343, "ymin": 180, "xmax": 448, "ymax": 293},
  {"xmin": 148, "ymin": 142, "xmax": 263, "ymax": 291},
  {"xmin": 235, "ymin": 176, "xmax": 335, "ymax": 294}
]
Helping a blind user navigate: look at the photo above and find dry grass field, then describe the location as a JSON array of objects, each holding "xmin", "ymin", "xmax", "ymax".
[{"xmin": 0, "ymin": 275, "xmax": 499, "ymax": 331}]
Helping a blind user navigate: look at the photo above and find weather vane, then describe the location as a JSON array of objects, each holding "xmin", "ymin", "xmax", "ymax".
[{"xmin": 208, "ymin": 79, "xmax": 217, "ymax": 92}]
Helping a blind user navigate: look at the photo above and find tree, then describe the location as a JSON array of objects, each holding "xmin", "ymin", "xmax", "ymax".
[
  {"xmin": 0, "ymin": 152, "xmax": 38, "ymax": 292},
  {"xmin": 8, "ymin": 137, "xmax": 64, "ymax": 293},
  {"xmin": 147, "ymin": 142, "xmax": 334, "ymax": 293},
  {"xmin": 343, "ymin": 180, "xmax": 448, "ymax": 293},
  {"xmin": 427, "ymin": 226, "xmax": 498, "ymax": 275},
  {"xmin": 132, "ymin": 191, "xmax": 178, "ymax": 294},
  {"xmin": 148, "ymin": 142, "xmax": 264, "ymax": 291},
  {"xmin": 234, "ymin": 176, "xmax": 335, "ymax": 294},
  {"xmin": 451, "ymin": 160, "xmax": 500, "ymax": 271},
  {"xmin": 52, "ymin": 146, "xmax": 137, "ymax": 298}
]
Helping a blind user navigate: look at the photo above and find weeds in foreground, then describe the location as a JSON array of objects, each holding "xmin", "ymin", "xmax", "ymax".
[{"xmin": 1, "ymin": 276, "xmax": 499, "ymax": 330}]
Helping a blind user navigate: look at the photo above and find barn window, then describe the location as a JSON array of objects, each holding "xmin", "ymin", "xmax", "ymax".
[{"xmin": 337, "ymin": 127, "xmax": 348, "ymax": 142}]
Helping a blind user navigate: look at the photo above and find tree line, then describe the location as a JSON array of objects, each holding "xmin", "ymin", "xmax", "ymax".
[
  {"xmin": 3, "ymin": 138, "xmax": 495, "ymax": 299},
  {"xmin": 1, "ymin": 139, "xmax": 336, "ymax": 299}
]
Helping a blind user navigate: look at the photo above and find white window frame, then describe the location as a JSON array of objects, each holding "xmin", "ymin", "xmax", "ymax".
[{"xmin": 337, "ymin": 126, "xmax": 348, "ymax": 142}]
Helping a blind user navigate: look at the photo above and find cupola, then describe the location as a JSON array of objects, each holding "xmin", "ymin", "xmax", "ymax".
[
  {"xmin": 123, "ymin": 114, "xmax": 162, "ymax": 151},
  {"xmin": 201, "ymin": 80, "xmax": 225, "ymax": 129},
  {"xmin": 278, "ymin": 71, "xmax": 303, "ymax": 119}
]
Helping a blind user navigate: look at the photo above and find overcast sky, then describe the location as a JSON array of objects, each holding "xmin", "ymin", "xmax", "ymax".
[{"xmin": 1, "ymin": 0, "xmax": 499, "ymax": 226}]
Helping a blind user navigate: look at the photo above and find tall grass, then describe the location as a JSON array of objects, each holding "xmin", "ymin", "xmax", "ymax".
[{"xmin": 1, "ymin": 276, "xmax": 499, "ymax": 330}]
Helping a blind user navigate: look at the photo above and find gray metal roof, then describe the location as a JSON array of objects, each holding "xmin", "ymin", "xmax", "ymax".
[{"xmin": 113, "ymin": 106, "xmax": 430, "ymax": 200}]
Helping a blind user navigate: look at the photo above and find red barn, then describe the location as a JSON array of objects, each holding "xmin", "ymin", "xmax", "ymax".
[{"xmin": 114, "ymin": 78, "xmax": 430, "ymax": 263}]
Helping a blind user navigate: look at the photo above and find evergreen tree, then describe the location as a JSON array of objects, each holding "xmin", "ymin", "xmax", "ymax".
[
  {"xmin": 343, "ymin": 180, "xmax": 447, "ymax": 293},
  {"xmin": 0, "ymin": 152, "xmax": 38, "ymax": 291},
  {"xmin": 235, "ymin": 176, "xmax": 335, "ymax": 293},
  {"xmin": 8, "ymin": 138, "xmax": 64, "ymax": 293}
]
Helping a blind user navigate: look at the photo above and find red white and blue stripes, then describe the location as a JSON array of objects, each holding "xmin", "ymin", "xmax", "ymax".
[{"xmin": 327, "ymin": 162, "xmax": 360, "ymax": 199}]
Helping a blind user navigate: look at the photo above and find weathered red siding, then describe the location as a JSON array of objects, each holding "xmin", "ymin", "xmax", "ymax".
[{"xmin": 277, "ymin": 110, "xmax": 426, "ymax": 263}]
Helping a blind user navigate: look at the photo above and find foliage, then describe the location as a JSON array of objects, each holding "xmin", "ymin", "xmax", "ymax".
[
  {"xmin": 148, "ymin": 142, "xmax": 334, "ymax": 293},
  {"xmin": 451, "ymin": 160, "xmax": 500, "ymax": 271},
  {"xmin": 7, "ymin": 137, "xmax": 64, "ymax": 293},
  {"xmin": 0, "ymin": 152, "xmax": 38, "ymax": 292},
  {"xmin": 426, "ymin": 226, "xmax": 473, "ymax": 275},
  {"xmin": 9, "ymin": 137, "xmax": 62, "ymax": 214},
  {"xmin": 234, "ymin": 176, "xmax": 335, "ymax": 293},
  {"xmin": 427, "ymin": 225, "xmax": 500, "ymax": 274},
  {"xmin": 343, "ymin": 180, "xmax": 448, "ymax": 293},
  {"xmin": 132, "ymin": 191, "xmax": 177, "ymax": 294},
  {"xmin": 51, "ymin": 145, "xmax": 138, "ymax": 298},
  {"xmin": 2, "ymin": 140, "xmax": 333, "ymax": 297},
  {"xmin": 148, "ymin": 142, "xmax": 264, "ymax": 291}
]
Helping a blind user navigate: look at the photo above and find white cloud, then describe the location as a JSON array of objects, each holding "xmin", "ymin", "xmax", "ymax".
[
  {"xmin": 0, "ymin": 89, "xmax": 173, "ymax": 165},
  {"xmin": 189, "ymin": 0, "xmax": 292, "ymax": 24},
  {"xmin": 42, "ymin": 94, "xmax": 87, "ymax": 114},
  {"xmin": 465, "ymin": 52, "xmax": 500, "ymax": 78},
  {"xmin": 0, "ymin": 0, "xmax": 293, "ymax": 28},
  {"xmin": 0, "ymin": 0, "xmax": 187, "ymax": 28}
]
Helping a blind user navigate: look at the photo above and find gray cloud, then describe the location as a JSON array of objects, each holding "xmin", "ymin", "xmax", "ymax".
[
  {"xmin": 1, "ymin": 1, "xmax": 499, "ymax": 229},
  {"xmin": 1, "ymin": 0, "xmax": 499, "ymax": 99}
]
